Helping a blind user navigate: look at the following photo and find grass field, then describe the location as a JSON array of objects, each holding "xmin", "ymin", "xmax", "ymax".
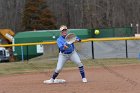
[{"xmin": 0, "ymin": 58, "xmax": 140, "ymax": 75}]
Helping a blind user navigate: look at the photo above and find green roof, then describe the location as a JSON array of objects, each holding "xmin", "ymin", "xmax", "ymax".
[{"xmin": 14, "ymin": 30, "xmax": 60, "ymax": 38}]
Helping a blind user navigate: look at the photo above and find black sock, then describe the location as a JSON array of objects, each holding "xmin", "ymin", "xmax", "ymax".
[
  {"xmin": 52, "ymin": 72, "xmax": 59, "ymax": 79},
  {"xmin": 79, "ymin": 66, "xmax": 85, "ymax": 78}
]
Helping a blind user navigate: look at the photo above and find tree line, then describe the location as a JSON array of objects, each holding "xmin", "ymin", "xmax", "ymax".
[{"xmin": 0, "ymin": 0, "xmax": 139, "ymax": 33}]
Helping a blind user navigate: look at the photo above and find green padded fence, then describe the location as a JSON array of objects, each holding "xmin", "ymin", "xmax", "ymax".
[{"xmin": 93, "ymin": 27, "xmax": 134, "ymax": 38}]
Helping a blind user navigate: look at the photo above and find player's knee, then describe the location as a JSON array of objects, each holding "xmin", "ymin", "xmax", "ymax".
[
  {"xmin": 77, "ymin": 62, "xmax": 83, "ymax": 67},
  {"xmin": 55, "ymin": 68, "xmax": 62, "ymax": 73}
]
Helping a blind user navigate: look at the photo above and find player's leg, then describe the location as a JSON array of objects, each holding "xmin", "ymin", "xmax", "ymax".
[
  {"xmin": 70, "ymin": 50, "xmax": 87, "ymax": 82},
  {"xmin": 52, "ymin": 53, "xmax": 68, "ymax": 79},
  {"xmin": 44, "ymin": 53, "xmax": 68, "ymax": 84},
  {"xmin": 52, "ymin": 53, "xmax": 68, "ymax": 80}
]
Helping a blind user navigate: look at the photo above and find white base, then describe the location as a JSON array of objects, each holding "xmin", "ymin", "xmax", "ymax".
[
  {"xmin": 54, "ymin": 79, "xmax": 66, "ymax": 83},
  {"xmin": 135, "ymin": 34, "xmax": 140, "ymax": 37},
  {"xmin": 43, "ymin": 79, "xmax": 66, "ymax": 84}
]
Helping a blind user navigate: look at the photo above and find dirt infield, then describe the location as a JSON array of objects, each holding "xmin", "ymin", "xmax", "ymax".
[{"xmin": 0, "ymin": 64, "xmax": 140, "ymax": 93}]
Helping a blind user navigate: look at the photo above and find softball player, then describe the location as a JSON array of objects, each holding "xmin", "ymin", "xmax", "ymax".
[{"xmin": 44, "ymin": 25, "xmax": 87, "ymax": 83}]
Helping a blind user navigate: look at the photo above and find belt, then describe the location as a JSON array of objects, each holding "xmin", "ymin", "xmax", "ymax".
[
  {"xmin": 61, "ymin": 50, "xmax": 74, "ymax": 54},
  {"xmin": 63, "ymin": 51, "xmax": 72, "ymax": 54}
]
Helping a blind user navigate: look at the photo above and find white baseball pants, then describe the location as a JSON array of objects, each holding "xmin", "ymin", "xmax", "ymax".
[{"xmin": 55, "ymin": 50, "xmax": 83, "ymax": 73}]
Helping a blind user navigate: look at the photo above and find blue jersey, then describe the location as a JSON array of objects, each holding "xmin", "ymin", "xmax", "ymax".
[{"xmin": 57, "ymin": 36, "xmax": 80, "ymax": 54}]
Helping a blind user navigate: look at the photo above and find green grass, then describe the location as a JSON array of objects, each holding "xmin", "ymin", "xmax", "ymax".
[{"xmin": 0, "ymin": 58, "xmax": 139, "ymax": 76}]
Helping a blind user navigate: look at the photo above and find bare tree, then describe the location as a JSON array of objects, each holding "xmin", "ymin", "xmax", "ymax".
[
  {"xmin": 0, "ymin": 0, "xmax": 140, "ymax": 32},
  {"xmin": 0, "ymin": 0, "xmax": 26, "ymax": 33}
]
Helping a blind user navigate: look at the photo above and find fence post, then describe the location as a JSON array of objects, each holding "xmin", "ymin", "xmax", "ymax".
[
  {"xmin": 26, "ymin": 46, "xmax": 29, "ymax": 61},
  {"xmin": 21, "ymin": 46, "xmax": 24, "ymax": 62},
  {"xmin": 125, "ymin": 40, "xmax": 128, "ymax": 58},
  {"xmin": 91, "ymin": 41, "xmax": 94, "ymax": 59}
]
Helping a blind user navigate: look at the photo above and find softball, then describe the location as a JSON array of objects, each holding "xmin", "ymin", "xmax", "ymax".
[{"xmin": 94, "ymin": 30, "xmax": 100, "ymax": 35}]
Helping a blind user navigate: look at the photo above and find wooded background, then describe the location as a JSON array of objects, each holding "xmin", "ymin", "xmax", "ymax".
[{"xmin": 0, "ymin": 0, "xmax": 139, "ymax": 33}]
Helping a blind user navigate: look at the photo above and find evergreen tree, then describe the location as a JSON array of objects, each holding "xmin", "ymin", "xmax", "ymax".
[{"xmin": 22, "ymin": 0, "xmax": 57, "ymax": 31}]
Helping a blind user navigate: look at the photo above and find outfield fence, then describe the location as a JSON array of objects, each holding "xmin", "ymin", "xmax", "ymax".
[
  {"xmin": 0, "ymin": 37, "xmax": 140, "ymax": 61},
  {"xmin": 1, "ymin": 37, "xmax": 140, "ymax": 47}
]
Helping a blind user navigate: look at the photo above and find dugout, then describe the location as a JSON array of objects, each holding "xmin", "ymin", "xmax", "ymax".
[{"xmin": 13, "ymin": 29, "xmax": 91, "ymax": 60}]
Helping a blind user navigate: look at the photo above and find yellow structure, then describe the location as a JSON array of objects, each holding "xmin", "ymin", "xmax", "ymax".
[
  {"xmin": 0, "ymin": 29, "xmax": 15, "ymax": 62},
  {"xmin": 0, "ymin": 29, "xmax": 15, "ymax": 43}
]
